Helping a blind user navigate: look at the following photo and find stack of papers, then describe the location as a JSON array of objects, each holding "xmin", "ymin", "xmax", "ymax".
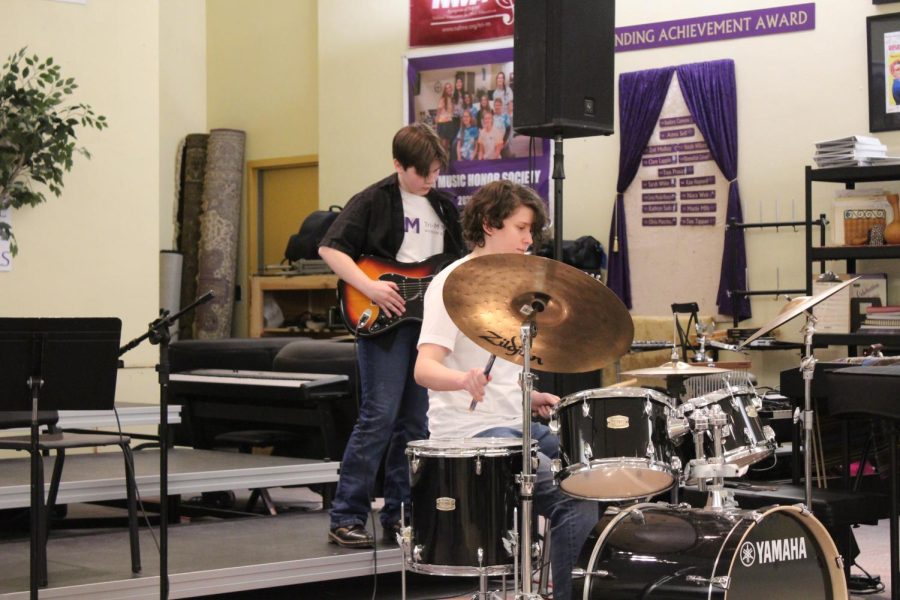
[{"xmin": 814, "ymin": 135, "xmax": 900, "ymax": 168}]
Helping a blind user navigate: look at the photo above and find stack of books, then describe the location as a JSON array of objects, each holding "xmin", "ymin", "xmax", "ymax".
[
  {"xmin": 814, "ymin": 135, "xmax": 900, "ymax": 168},
  {"xmin": 857, "ymin": 305, "xmax": 900, "ymax": 335}
]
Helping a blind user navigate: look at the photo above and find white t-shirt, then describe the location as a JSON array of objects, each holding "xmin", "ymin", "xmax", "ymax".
[
  {"xmin": 418, "ymin": 255, "xmax": 524, "ymax": 439},
  {"xmin": 396, "ymin": 189, "xmax": 445, "ymax": 263}
]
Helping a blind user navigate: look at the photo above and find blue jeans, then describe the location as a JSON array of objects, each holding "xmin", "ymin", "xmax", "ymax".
[
  {"xmin": 476, "ymin": 424, "xmax": 599, "ymax": 600},
  {"xmin": 329, "ymin": 324, "xmax": 428, "ymax": 530}
]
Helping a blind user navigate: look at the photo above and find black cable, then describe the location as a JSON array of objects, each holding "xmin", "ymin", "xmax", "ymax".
[{"xmin": 849, "ymin": 560, "xmax": 885, "ymax": 595}]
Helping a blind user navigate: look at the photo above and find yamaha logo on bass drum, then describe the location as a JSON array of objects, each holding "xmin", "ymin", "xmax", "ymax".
[{"xmin": 740, "ymin": 536, "xmax": 808, "ymax": 567}]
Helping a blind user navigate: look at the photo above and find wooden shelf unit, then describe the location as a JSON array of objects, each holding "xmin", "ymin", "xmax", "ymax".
[{"xmin": 249, "ymin": 274, "xmax": 340, "ymax": 337}]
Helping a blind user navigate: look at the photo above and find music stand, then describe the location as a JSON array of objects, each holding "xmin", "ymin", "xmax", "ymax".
[{"xmin": 0, "ymin": 318, "xmax": 124, "ymax": 599}]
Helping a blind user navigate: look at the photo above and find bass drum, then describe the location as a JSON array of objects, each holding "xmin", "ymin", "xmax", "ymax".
[{"xmin": 573, "ymin": 503, "xmax": 847, "ymax": 599}]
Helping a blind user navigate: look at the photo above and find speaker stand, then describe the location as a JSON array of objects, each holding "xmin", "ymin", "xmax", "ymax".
[{"xmin": 552, "ymin": 135, "xmax": 564, "ymax": 261}]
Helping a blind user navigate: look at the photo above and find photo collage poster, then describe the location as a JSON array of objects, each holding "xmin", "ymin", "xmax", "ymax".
[{"xmin": 406, "ymin": 46, "xmax": 551, "ymax": 214}]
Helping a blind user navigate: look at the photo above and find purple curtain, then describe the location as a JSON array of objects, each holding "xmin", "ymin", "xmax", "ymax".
[
  {"xmin": 606, "ymin": 67, "xmax": 675, "ymax": 308},
  {"xmin": 676, "ymin": 59, "xmax": 751, "ymax": 320}
]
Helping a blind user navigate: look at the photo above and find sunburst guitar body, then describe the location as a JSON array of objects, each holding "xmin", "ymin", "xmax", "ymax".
[{"xmin": 338, "ymin": 254, "xmax": 455, "ymax": 337}]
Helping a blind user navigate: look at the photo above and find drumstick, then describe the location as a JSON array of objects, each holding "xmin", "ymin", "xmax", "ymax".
[{"xmin": 468, "ymin": 355, "xmax": 497, "ymax": 411}]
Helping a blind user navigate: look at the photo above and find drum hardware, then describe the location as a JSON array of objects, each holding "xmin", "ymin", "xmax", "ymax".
[
  {"xmin": 442, "ymin": 254, "xmax": 634, "ymax": 600},
  {"xmin": 735, "ymin": 275, "xmax": 859, "ymax": 508},
  {"xmin": 684, "ymin": 574, "xmax": 730, "ymax": 589}
]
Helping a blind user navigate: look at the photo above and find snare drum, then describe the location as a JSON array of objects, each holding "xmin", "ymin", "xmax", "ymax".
[
  {"xmin": 573, "ymin": 502, "xmax": 847, "ymax": 599},
  {"xmin": 683, "ymin": 385, "xmax": 777, "ymax": 467},
  {"xmin": 550, "ymin": 388, "xmax": 687, "ymax": 502},
  {"xmin": 405, "ymin": 438, "xmax": 534, "ymax": 576}
]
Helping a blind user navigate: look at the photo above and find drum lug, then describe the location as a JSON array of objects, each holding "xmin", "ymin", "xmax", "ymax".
[
  {"xmin": 503, "ymin": 530, "xmax": 516, "ymax": 556},
  {"xmin": 583, "ymin": 442, "xmax": 593, "ymax": 461},
  {"xmin": 582, "ymin": 400, "xmax": 591, "ymax": 418},
  {"xmin": 835, "ymin": 554, "xmax": 845, "ymax": 570},
  {"xmin": 475, "ymin": 453, "xmax": 482, "ymax": 475},
  {"xmin": 670, "ymin": 455, "xmax": 682, "ymax": 472},
  {"xmin": 571, "ymin": 567, "xmax": 612, "ymax": 580},
  {"xmin": 477, "ymin": 547, "xmax": 484, "ymax": 567},
  {"xmin": 410, "ymin": 457, "xmax": 420, "ymax": 475},
  {"xmin": 604, "ymin": 505, "xmax": 621, "ymax": 515},
  {"xmin": 667, "ymin": 416, "xmax": 690, "ymax": 441},
  {"xmin": 548, "ymin": 414, "xmax": 559, "ymax": 435},
  {"xmin": 646, "ymin": 439, "xmax": 655, "ymax": 458},
  {"xmin": 644, "ymin": 399, "xmax": 652, "ymax": 416},
  {"xmin": 413, "ymin": 544, "xmax": 424, "ymax": 562},
  {"xmin": 532, "ymin": 455, "xmax": 539, "ymax": 471},
  {"xmin": 686, "ymin": 575, "xmax": 730, "ymax": 590},
  {"xmin": 550, "ymin": 458, "xmax": 561, "ymax": 474},
  {"xmin": 531, "ymin": 542, "xmax": 541, "ymax": 559},
  {"xmin": 629, "ymin": 509, "xmax": 645, "ymax": 524},
  {"xmin": 743, "ymin": 510, "xmax": 765, "ymax": 523},
  {"xmin": 762, "ymin": 424, "xmax": 777, "ymax": 442}
]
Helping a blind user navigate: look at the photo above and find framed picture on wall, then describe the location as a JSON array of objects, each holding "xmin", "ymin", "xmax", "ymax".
[{"xmin": 868, "ymin": 13, "xmax": 900, "ymax": 131}]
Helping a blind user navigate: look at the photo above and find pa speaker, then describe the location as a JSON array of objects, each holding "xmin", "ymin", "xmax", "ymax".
[{"xmin": 514, "ymin": 0, "xmax": 615, "ymax": 139}]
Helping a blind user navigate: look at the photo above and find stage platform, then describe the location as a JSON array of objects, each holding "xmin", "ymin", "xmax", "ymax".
[
  {"xmin": 0, "ymin": 448, "xmax": 338, "ymax": 510},
  {"xmin": 0, "ymin": 511, "xmax": 403, "ymax": 599}
]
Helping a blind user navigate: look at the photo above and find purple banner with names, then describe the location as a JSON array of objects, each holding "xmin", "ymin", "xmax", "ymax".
[
  {"xmin": 680, "ymin": 176, "xmax": 716, "ymax": 187},
  {"xmin": 644, "ymin": 203, "xmax": 677, "ymax": 213},
  {"xmin": 660, "ymin": 166, "xmax": 694, "ymax": 177},
  {"xmin": 615, "ymin": 4, "xmax": 814, "ymax": 52},
  {"xmin": 644, "ymin": 217, "xmax": 677, "ymax": 227},
  {"xmin": 642, "ymin": 193, "xmax": 676, "ymax": 202},
  {"xmin": 681, "ymin": 190, "xmax": 716, "ymax": 200},
  {"xmin": 681, "ymin": 216, "xmax": 717, "ymax": 226},
  {"xmin": 642, "ymin": 155, "xmax": 677, "ymax": 167}
]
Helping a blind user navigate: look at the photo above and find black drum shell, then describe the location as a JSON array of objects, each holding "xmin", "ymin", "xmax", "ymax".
[
  {"xmin": 406, "ymin": 438, "xmax": 530, "ymax": 574},
  {"xmin": 573, "ymin": 503, "xmax": 847, "ymax": 600},
  {"xmin": 554, "ymin": 387, "xmax": 680, "ymax": 501},
  {"xmin": 681, "ymin": 386, "xmax": 776, "ymax": 469}
]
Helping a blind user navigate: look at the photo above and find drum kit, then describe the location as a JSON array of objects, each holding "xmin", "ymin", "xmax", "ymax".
[{"xmin": 396, "ymin": 254, "xmax": 854, "ymax": 599}]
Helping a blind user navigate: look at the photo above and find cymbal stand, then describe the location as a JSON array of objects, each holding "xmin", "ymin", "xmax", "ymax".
[
  {"xmin": 798, "ymin": 309, "xmax": 818, "ymax": 509},
  {"xmin": 517, "ymin": 320, "xmax": 541, "ymax": 600}
]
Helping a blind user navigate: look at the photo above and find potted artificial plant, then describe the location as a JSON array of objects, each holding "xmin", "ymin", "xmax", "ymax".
[{"xmin": 0, "ymin": 47, "xmax": 107, "ymax": 255}]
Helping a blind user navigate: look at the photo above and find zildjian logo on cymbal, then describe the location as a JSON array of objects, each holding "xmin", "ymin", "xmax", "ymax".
[{"xmin": 479, "ymin": 331, "xmax": 544, "ymax": 366}]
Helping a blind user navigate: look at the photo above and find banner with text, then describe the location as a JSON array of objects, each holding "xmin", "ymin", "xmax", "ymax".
[
  {"xmin": 616, "ymin": 3, "xmax": 814, "ymax": 52},
  {"xmin": 624, "ymin": 74, "xmax": 726, "ymax": 315},
  {"xmin": 406, "ymin": 46, "xmax": 551, "ymax": 212},
  {"xmin": 410, "ymin": 0, "xmax": 515, "ymax": 47}
]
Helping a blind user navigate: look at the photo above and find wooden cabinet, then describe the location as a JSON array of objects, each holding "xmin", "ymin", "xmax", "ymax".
[
  {"xmin": 804, "ymin": 164, "xmax": 900, "ymax": 351},
  {"xmin": 249, "ymin": 274, "xmax": 341, "ymax": 337}
]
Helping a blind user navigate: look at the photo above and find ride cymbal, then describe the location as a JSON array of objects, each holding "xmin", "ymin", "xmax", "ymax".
[
  {"xmin": 443, "ymin": 254, "xmax": 633, "ymax": 373},
  {"xmin": 736, "ymin": 276, "xmax": 860, "ymax": 350}
]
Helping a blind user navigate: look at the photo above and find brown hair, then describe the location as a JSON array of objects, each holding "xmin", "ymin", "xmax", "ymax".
[
  {"xmin": 392, "ymin": 123, "xmax": 448, "ymax": 176},
  {"xmin": 461, "ymin": 180, "xmax": 547, "ymax": 249}
]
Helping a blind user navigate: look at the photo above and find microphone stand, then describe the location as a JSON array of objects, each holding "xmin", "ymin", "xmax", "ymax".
[{"xmin": 119, "ymin": 291, "xmax": 214, "ymax": 600}]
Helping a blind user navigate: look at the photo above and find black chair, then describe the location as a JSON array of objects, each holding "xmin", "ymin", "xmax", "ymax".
[{"xmin": 0, "ymin": 411, "xmax": 141, "ymax": 587}]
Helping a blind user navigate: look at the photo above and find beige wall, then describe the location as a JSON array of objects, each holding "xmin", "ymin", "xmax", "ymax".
[
  {"xmin": 206, "ymin": 0, "xmax": 319, "ymax": 335},
  {"xmin": 1, "ymin": 0, "xmax": 167, "ymax": 404},
  {"xmin": 160, "ymin": 0, "xmax": 208, "ymax": 252},
  {"xmin": 318, "ymin": 1, "xmax": 900, "ymax": 386}
]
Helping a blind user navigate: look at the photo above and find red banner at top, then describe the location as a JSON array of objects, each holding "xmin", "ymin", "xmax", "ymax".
[{"xmin": 410, "ymin": 0, "xmax": 515, "ymax": 47}]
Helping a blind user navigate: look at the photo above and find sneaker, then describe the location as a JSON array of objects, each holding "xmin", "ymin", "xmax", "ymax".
[{"xmin": 328, "ymin": 524, "xmax": 374, "ymax": 548}]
